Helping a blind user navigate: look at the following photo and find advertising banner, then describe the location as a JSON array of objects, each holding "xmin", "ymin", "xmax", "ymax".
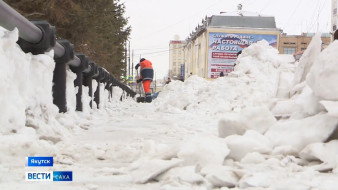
[{"xmin": 208, "ymin": 32, "xmax": 277, "ymax": 78}]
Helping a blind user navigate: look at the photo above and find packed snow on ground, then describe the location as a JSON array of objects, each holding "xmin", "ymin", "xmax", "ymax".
[{"xmin": 1, "ymin": 26, "xmax": 338, "ymax": 190}]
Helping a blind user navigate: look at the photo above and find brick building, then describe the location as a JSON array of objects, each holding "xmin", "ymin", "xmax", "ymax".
[{"xmin": 278, "ymin": 33, "xmax": 331, "ymax": 55}]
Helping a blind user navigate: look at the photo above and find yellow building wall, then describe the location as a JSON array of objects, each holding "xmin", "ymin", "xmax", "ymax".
[{"xmin": 184, "ymin": 28, "xmax": 280, "ymax": 79}]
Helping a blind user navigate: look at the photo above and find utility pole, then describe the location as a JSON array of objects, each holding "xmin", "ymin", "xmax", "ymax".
[
  {"xmin": 128, "ymin": 41, "xmax": 131, "ymax": 77},
  {"xmin": 127, "ymin": 40, "xmax": 130, "ymax": 77},
  {"xmin": 132, "ymin": 50, "xmax": 134, "ymax": 78},
  {"xmin": 125, "ymin": 40, "xmax": 127, "ymax": 79}
]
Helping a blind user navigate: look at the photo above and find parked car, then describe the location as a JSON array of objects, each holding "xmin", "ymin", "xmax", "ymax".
[{"xmin": 293, "ymin": 50, "xmax": 304, "ymax": 61}]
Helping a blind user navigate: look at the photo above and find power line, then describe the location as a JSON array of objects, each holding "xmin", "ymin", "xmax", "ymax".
[
  {"xmin": 135, "ymin": 0, "xmax": 223, "ymax": 40},
  {"xmin": 307, "ymin": 0, "xmax": 324, "ymax": 32},
  {"xmin": 314, "ymin": 0, "xmax": 329, "ymax": 32},
  {"xmin": 242, "ymin": 0, "xmax": 256, "ymax": 7},
  {"xmin": 258, "ymin": 0, "xmax": 273, "ymax": 13},
  {"xmin": 241, "ymin": 0, "xmax": 250, "ymax": 4},
  {"xmin": 281, "ymin": 0, "xmax": 305, "ymax": 32},
  {"xmin": 140, "ymin": 46, "xmax": 184, "ymax": 55},
  {"xmin": 133, "ymin": 47, "xmax": 168, "ymax": 51}
]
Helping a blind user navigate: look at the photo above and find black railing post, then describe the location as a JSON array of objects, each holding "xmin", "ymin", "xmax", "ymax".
[
  {"xmin": 52, "ymin": 62, "xmax": 67, "ymax": 112},
  {"xmin": 94, "ymin": 78, "xmax": 100, "ymax": 108},
  {"xmin": 75, "ymin": 70, "xmax": 83, "ymax": 111},
  {"xmin": 83, "ymin": 61, "xmax": 98, "ymax": 108},
  {"xmin": 93, "ymin": 67, "xmax": 105, "ymax": 109},
  {"xmin": 83, "ymin": 74, "xmax": 93, "ymax": 108},
  {"xmin": 53, "ymin": 39, "xmax": 74, "ymax": 113},
  {"xmin": 70, "ymin": 53, "xmax": 88, "ymax": 111}
]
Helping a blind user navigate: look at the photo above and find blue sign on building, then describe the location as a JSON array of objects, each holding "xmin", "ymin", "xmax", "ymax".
[{"xmin": 180, "ymin": 64, "xmax": 185, "ymax": 78}]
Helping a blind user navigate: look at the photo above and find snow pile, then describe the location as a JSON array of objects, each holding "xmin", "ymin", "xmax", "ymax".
[
  {"xmin": 156, "ymin": 40, "xmax": 288, "ymax": 114},
  {"xmin": 0, "ymin": 28, "xmax": 61, "ymax": 136},
  {"xmin": 140, "ymin": 35, "xmax": 338, "ymax": 188},
  {"xmin": 267, "ymin": 34, "xmax": 338, "ymax": 154},
  {"xmin": 292, "ymin": 33, "xmax": 322, "ymax": 86},
  {"xmin": 0, "ymin": 27, "xmax": 126, "ymax": 178},
  {"xmin": 307, "ymin": 40, "xmax": 338, "ymax": 101}
]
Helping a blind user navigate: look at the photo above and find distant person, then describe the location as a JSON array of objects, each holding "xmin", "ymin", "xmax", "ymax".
[
  {"xmin": 166, "ymin": 77, "xmax": 171, "ymax": 84},
  {"xmin": 234, "ymin": 50, "xmax": 242, "ymax": 68},
  {"xmin": 135, "ymin": 58, "xmax": 154, "ymax": 103},
  {"xmin": 179, "ymin": 76, "xmax": 184, "ymax": 82},
  {"xmin": 334, "ymin": 30, "xmax": 338, "ymax": 41},
  {"xmin": 219, "ymin": 71, "xmax": 224, "ymax": 77},
  {"xmin": 237, "ymin": 50, "xmax": 242, "ymax": 57}
]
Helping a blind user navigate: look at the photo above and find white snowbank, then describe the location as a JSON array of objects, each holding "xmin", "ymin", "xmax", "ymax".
[
  {"xmin": 0, "ymin": 27, "xmax": 67, "ymax": 139},
  {"xmin": 307, "ymin": 40, "xmax": 338, "ymax": 100},
  {"xmin": 157, "ymin": 40, "xmax": 289, "ymax": 115}
]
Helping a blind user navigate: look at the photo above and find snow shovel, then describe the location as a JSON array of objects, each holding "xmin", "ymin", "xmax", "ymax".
[{"xmin": 136, "ymin": 69, "xmax": 145, "ymax": 103}]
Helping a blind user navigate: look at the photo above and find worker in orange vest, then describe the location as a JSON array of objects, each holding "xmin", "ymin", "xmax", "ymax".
[{"xmin": 135, "ymin": 58, "xmax": 154, "ymax": 103}]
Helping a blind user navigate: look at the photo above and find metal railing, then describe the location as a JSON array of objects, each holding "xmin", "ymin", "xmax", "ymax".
[{"xmin": 0, "ymin": 0, "xmax": 136, "ymax": 112}]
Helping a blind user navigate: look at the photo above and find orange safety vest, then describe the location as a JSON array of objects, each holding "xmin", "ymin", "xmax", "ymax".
[
  {"xmin": 140, "ymin": 59, "xmax": 154, "ymax": 81},
  {"xmin": 140, "ymin": 59, "xmax": 153, "ymax": 70}
]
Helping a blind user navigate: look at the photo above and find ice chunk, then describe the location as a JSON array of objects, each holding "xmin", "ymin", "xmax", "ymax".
[
  {"xmin": 320, "ymin": 101, "xmax": 338, "ymax": 117},
  {"xmin": 157, "ymin": 166, "xmax": 205, "ymax": 185},
  {"xmin": 265, "ymin": 113, "xmax": 338, "ymax": 151},
  {"xmin": 292, "ymin": 33, "xmax": 321, "ymax": 85},
  {"xmin": 131, "ymin": 158, "xmax": 182, "ymax": 184},
  {"xmin": 240, "ymin": 106, "xmax": 277, "ymax": 134},
  {"xmin": 225, "ymin": 130, "xmax": 272, "ymax": 161},
  {"xmin": 201, "ymin": 165, "xmax": 239, "ymax": 188},
  {"xmin": 218, "ymin": 118, "xmax": 246, "ymax": 138},
  {"xmin": 307, "ymin": 41, "xmax": 338, "ymax": 101},
  {"xmin": 300, "ymin": 140, "xmax": 338, "ymax": 170},
  {"xmin": 177, "ymin": 136, "xmax": 229, "ymax": 167}
]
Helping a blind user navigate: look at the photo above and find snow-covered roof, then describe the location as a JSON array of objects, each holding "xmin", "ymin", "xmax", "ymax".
[
  {"xmin": 219, "ymin": 10, "xmax": 262, "ymax": 17},
  {"xmin": 209, "ymin": 14, "xmax": 277, "ymax": 29}
]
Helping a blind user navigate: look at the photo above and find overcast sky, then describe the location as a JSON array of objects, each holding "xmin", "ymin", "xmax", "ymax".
[{"xmin": 123, "ymin": 0, "xmax": 331, "ymax": 79}]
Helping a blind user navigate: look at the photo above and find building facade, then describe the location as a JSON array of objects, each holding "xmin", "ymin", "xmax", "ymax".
[
  {"xmin": 169, "ymin": 40, "xmax": 186, "ymax": 79},
  {"xmin": 279, "ymin": 33, "xmax": 331, "ymax": 55},
  {"xmin": 184, "ymin": 12, "xmax": 281, "ymax": 79},
  {"xmin": 332, "ymin": 0, "xmax": 338, "ymax": 34}
]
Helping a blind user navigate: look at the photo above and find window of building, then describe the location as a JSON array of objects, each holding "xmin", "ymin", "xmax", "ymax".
[
  {"xmin": 283, "ymin": 47, "xmax": 296, "ymax": 54},
  {"xmin": 284, "ymin": 48, "xmax": 295, "ymax": 54},
  {"xmin": 334, "ymin": 25, "xmax": 337, "ymax": 31},
  {"xmin": 334, "ymin": 8, "xmax": 337, "ymax": 15}
]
